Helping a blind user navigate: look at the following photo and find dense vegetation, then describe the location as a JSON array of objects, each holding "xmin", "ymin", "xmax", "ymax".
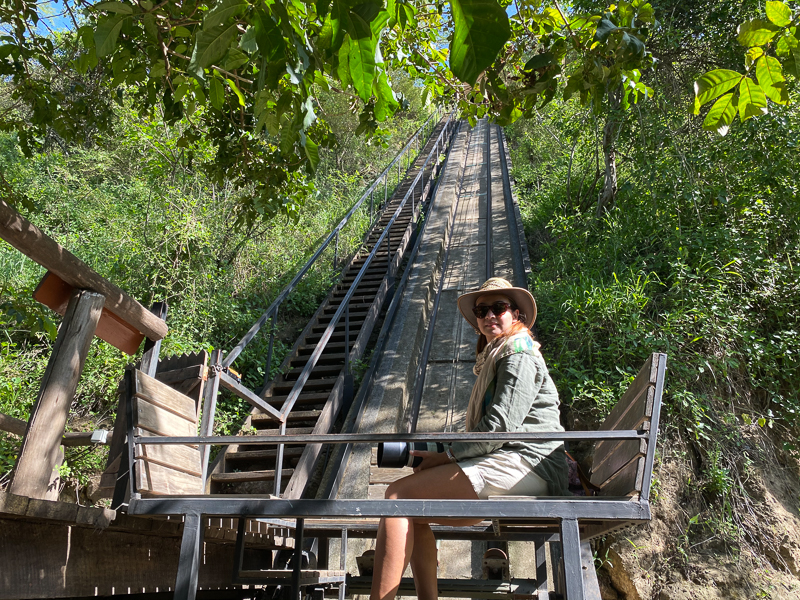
[
  {"xmin": 0, "ymin": 80, "xmax": 430, "ymax": 491},
  {"xmin": 506, "ymin": 0, "xmax": 800, "ymax": 581}
]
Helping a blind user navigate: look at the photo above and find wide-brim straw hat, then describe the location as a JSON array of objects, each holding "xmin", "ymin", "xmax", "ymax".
[{"xmin": 457, "ymin": 277, "xmax": 537, "ymax": 334}]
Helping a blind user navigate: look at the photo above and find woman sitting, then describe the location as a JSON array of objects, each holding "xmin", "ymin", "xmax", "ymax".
[{"xmin": 370, "ymin": 277, "xmax": 570, "ymax": 600}]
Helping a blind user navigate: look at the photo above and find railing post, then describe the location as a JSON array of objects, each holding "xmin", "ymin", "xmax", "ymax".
[
  {"xmin": 200, "ymin": 348, "xmax": 223, "ymax": 490},
  {"xmin": 264, "ymin": 308, "xmax": 277, "ymax": 388},
  {"xmin": 274, "ymin": 420, "xmax": 286, "ymax": 495},
  {"xmin": 333, "ymin": 230, "xmax": 339, "ymax": 269}
]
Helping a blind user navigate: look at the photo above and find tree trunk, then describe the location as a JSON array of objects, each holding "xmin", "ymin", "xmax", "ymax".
[{"xmin": 596, "ymin": 89, "xmax": 623, "ymax": 216}]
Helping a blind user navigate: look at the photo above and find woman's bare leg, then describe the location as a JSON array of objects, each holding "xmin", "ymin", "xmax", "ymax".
[
  {"xmin": 369, "ymin": 463, "xmax": 480, "ymax": 600},
  {"xmin": 409, "ymin": 522, "xmax": 438, "ymax": 600},
  {"xmin": 371, "ymin": 516, "xmax": 414, "ymax": 600}
]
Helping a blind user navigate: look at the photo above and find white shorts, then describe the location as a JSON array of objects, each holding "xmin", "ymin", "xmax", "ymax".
[{"xmin": 458, "ymin": 450, "xmax": 549, "ymax": 499}]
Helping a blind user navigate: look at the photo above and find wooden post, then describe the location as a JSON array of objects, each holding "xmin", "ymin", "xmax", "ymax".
[{"xmin": 8, "ymin": 289, "xmax": 105, "ymax": 499}]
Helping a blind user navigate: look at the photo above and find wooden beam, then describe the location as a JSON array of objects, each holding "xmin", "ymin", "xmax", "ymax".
[
  {"xmin": 0, "ymin": 412, "xmax": 26, "ymax": 437},
  {"xmin": 0, "ymin": 412, "xmax": 113, "ymax": 446},
  {"xmin": 8, "ymin": 289, "xmax": 105, "ymax": 499},
  {"xmin": 0, "ymin": 199, "xmax": 168, "ymax": 341}
]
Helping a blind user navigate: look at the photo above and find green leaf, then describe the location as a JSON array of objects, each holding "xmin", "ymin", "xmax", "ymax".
[
  {"xmin": 756, "ymin": 55, "xmax": 789, "ymax": 104},
  {"xmin": 702, "ymin": 93, "xmax": 737, "ymax": 136},
  {"xmin": 745, "ymin": 46, "xmax": 764, "ymax": 67},
  {"xmin": 693, "ymin": 69, "xmax": 741, "ymax": 114},
  {"xmin": 776, "ymin": 31, "xmax": 798, "ymax": 56},
  {"xmin": 303, "ymin": 136, "xmax": 319, "ymax": 172},
  {"xmin": 766, "ymin": 1, "xmax": 792, "ymax": 27},
  {"xmin": 224, "ymin": 47, "xmax": 250, "ymax": 70},
  {"xmin": 149, "ymin": 61, "xmax": 166, "ymax": 78},
  {"xmin": 188, "ymin": 23, "xmax": 239, "ymax": 76},
  {"xmin": 373, "ymin": 70, "xmax": 398, "ymax": 120},
  {"xmin": 94, "ymin": 14, "xmax": 127, "ymax": 57},
  {"xmin": 93, "ymin": 1, "xmax": 134, "ymax": 15},
  {"xmin": 448, "ymin": 0, "xmax": 511, "ymax": 86},
  {"xmin": 226, "ymin": 78, "xmax": 246, "ymax": 106},
  {"xmin": 738, "ymin": 77, "xmax": 768, "ymax": 121},
  {"xmin": 251, "ymin": 5, "xmax": 286, "ymax": 63},
  {"xmin": 337, "ymin": 36, "xmax": 352, "ymax": 87},
  {"xmin": 524, "ymin": 52, "xmax": 554, "ymax": 71},
  {"xmin": 204, "ymin": 0, "xmax": 249, "ymax": 30},
  {"xmin": 348, "ymin": 33, "xmax": 377, "ymax": 101},
  {"xmin": 209, "ymin": 78, "xmax": 225, "ymax": 109},
  {"xmin": 595, "ymin": 18, "xmax": 618, "ymax": 42},
  {"xmin": 737, "ymin": 19, "xmax": 780, "ymax": 47}
]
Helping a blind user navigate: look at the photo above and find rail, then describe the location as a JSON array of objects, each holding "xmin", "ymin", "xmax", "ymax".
[{"xmin": 222, "ymin": 107, "xmax": 445, "ymax": 380}]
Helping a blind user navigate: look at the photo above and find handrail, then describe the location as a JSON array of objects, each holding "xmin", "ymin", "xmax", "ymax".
[
  {"xmin": 222, "ymin": 107, "xmax": 444, "ymax": 370},
  {"xmin": 133, "ymin": 430, "xmax": 648, "ymax": 445},
  {"xmin": 275, "ymin": 113, "xmax": 456, "ymax": 421}
]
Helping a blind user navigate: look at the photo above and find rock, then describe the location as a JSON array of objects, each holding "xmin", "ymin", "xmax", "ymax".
[{"xmin": 601, "ymin": 548, "xmax": 641, "ymax": 600}]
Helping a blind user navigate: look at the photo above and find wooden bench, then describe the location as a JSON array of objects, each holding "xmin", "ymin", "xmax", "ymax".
[{"xmin": 485, "ymin": 352, "xmax": 666, "ymax": 599}]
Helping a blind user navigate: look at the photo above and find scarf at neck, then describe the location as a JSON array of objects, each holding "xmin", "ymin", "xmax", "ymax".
[{"xmin": 467, "ymin": 332, "xmax": 542, "ymax": 431}]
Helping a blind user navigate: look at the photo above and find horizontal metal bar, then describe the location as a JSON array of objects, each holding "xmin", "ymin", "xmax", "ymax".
[
  {"xmin": 218, "ymin": 371, "xmax": 284, "ymax": 422},
  {"xmin": 133, "ymin": 430, "xmax": 646, "ymax": 446},
  {"xmin": 223, "ymin": 110, "xmax": 442, "ymax": 368},
  {"xmin": 128, "ymin": 497, "xmax": 651, "ymax": 521}
]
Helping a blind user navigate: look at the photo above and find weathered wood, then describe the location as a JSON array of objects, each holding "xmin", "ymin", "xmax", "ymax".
[
  {"xmin": 135, "ymin": 438, "xmax": 203, "ymax": 477},
  {"xmin": 34, "ymin": 272, "xmax": 146, "ymax": 355},
  {"xmin": 598, "ymin": 456, "xmax": 645, "ymax": 498},
  {"xmin": 2, "ymin": 413, "xmax": 113, "ymax": 446},
  {"xmin": 0, "ymin": 517, "xmax": 240, "ymax": 599},
  {"xmin": 9, "ymin": 289, "xmax": 105, "ymax": 500},
  {"xmin": 135, "ymin": 370, "xmax": 198, "ymax": 421},
  {"xmin": 0, "ymin": 412, "xmax": 27, "ymax": 436},
  {"xmin": 130, "ymin": 371, "xmax": 202, "ymax": 495},
  {"xmin": 369, "ymin": 466, "xmax": 412, "ymax": 484},
  {"xmin": 211, "ymin": 469, "xmax": 294, "ymax": 483},
  {"xmin": 589, "ymin": 438, "xmax": 647, "ymax": 488},
  {"xmin": 0, "ymin": 198, "xmax": 168, "ymax": 341},
  {"xmin": 136, "ymin": 460, "xmax": 203, "ymax": 496}
]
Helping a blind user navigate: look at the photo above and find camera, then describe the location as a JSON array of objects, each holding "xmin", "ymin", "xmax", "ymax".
[{"xmin": 376, "ymin": 442, "xmax": 444, "ymax": 468}]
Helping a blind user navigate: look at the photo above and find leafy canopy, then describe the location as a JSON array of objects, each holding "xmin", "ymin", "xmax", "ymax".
[
  {"xmin": 2, "ymin": 0, "xmax": 656, "ymax": 222},
  {"xmin": 694, "ymin": 1, "xmax": 798, "ymax": 135}
]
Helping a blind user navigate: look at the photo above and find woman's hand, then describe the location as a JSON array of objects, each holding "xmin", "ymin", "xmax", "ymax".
[{"xmin": 410, "ymin": 450, "xmax": 453, "ymax": 473}]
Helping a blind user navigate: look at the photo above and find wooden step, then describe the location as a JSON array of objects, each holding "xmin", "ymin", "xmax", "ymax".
[
  {"xmin": 284, "ymin": 364, "xmax": 343, "ymax": 379},
  {"xmin": 211, "ymin": 469, "xmax": 294, "ymax": 483},
  {"xmin": 252, "ymin": 410, "xmax": 322, "ymax": 426},
  {"xmin": 264, "ymin": 393, "xmax": 330, "ymax": 408},
  {"xmin": 304, "ymin": 331, "xmax": 359, "ymax": 343},
  {"xmin": 272, "ymin": 380, "xmax": 335, "ymax": 393},
  {"xmin": 289, "ymin": 353, "xmax": 345, "ymax": 367},
  {"xmin": 297, "ymin": 343, "xmax": 349, "ymax": 355},
  {"xmin": 310, "ymin": 321, "xmax": 365, "ymax": 333},
  {"xmin": 226, "ymin": 447, "xmax": 305, "ymax": 461}
]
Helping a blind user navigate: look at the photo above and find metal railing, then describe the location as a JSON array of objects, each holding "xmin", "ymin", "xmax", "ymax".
[
  {"xmin": 268, "ymin": 112, "xmax": 457, "ymax": 492},
  {"xmin": 221, "ymin": 107, "xmax": 446, "ymax": 382},
  {"xmin": 186, "ymin": 110, "xmax": 456, "ymax": 494}
]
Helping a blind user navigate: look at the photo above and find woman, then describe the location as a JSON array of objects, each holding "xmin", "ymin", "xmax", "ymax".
[{"xmin": 369, "ymin": 277, "xmax": 570, "ymax": 600}]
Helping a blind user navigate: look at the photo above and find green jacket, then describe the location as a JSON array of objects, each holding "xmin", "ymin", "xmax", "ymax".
[{"xmin": 448, "ymin": 351, "xmax": 571, "ymax": 496}]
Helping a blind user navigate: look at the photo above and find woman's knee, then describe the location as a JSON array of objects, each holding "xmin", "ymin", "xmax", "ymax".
[{"xmin": 384, "ymin": 480, "xmax": 404, "ymax": 499}]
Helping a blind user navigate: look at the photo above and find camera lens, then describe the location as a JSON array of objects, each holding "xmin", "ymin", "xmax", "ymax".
[{"xmin": 376, "ymin": 442, "xmax": 443, "ymax": 468}]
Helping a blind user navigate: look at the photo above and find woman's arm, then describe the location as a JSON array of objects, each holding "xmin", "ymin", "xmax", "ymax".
[{"xmin": 448, "ymin": 353, "xmax": 545, "ymax": 461}]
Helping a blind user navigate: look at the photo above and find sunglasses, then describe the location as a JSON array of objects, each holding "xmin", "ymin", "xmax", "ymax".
[{"xmin": 472, "ymin": 301, "xmax": 515, "ymax": 319}]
